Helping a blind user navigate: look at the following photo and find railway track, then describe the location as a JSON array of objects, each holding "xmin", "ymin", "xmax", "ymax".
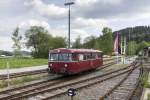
[
  {"xmin": 0, "ymin": 60, "xmax": 119, "ymax": 95},
  {"xmin": 0, "ymin": 60, "xmax": 118, "ymax": 93},
  {"xmin": 40, "ymin": 63, "xmax": 138, "ymax": 100},
  {"xmin": 99, "ymin": 63, "xmax": 140, "ymax": 100},
  {"xmin": 0, "ymin": 61, "xmax": 136, "ymax": 100},
  {"xmin": 103, "ymin": 57, "xmax": 121, "ymax": 62},
  {"xmin": 0, "ymin": 58, "xmax": 119, "ymax": 80},
  {"xmin": 0, "ymin": 69, "xmax": 47, "ymax": 80}
]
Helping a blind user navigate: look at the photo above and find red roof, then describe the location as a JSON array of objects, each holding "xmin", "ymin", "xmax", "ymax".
[{"xmin": 49, "ymin": 48, "xmax": 102, "ymax": 53}]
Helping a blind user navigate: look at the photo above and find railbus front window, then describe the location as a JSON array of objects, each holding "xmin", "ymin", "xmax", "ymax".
[
  {"xmin": 79, "ymin": 54, "xmax": 84, "ymax": 61},
  {"xmin": 59, "ymin": 53, "xmax": 72, "ymax": 61},
  {"xmin": 50, "ymin": 53, "xmax": 59, "ymax": 61},
  {"xmin": 91, "ymin": 53, "xmax": 96, "ymax": 59},
  {"xmin": 49, "ymin": 53, "xmax": 73, "ymax": 61}
]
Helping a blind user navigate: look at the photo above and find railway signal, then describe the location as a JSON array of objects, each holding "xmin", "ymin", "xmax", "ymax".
[{"xmin": 68, "ymin": 88, "xmax": 76, "ymax": 100}]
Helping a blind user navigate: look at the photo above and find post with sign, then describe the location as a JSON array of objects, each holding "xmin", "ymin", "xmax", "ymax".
[
  {"xmin": 68, "ymin": 88, "xmax": 76, "ymax": 100},
  {"xmin": 7, "ymin": 61, "xmax": 10, "ymax": 87}
]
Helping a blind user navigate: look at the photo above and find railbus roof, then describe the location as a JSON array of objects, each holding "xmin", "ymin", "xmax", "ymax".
[{"xmin": 49, "ymin": 48, "xmax": 102, "ymax": 53}]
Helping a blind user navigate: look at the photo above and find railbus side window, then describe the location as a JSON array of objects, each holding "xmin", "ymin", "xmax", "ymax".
[
  {"xmin": 72, "ymin": 53, "xmax": 78, "ymax": 61},
  {"xmin": 86, "ymin": 53, "xmax": 92, "ymax": 60},
  {"xmin": 79, "ymin": 54, "xmax": 84, "ymax": 61},
  {"xmin": 83, "ymin": 54, "xmax": 87, "ymax": 60},
  {"xmin": 91, "ymin": 53, "xmax": 96, "ymax": 59}
]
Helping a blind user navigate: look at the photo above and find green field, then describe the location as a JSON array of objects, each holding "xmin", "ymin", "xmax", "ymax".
[{"xmin": 0, "ymin": 58, "xmax": 48, "ymax": 69}]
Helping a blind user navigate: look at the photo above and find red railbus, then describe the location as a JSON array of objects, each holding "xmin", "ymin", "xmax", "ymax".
[{"xmin": 48, "ymin": 48, "xmax": 103, "ymax": 75}]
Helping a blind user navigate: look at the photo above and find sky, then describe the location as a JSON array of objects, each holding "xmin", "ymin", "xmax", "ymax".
[{"xmin": 0, "ymin": 0, "xmax": 150, "ymax": 51}]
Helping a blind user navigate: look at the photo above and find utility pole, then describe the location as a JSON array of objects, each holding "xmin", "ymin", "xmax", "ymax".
[
  {"xmin": 64, "ymin": 0, "xmax": 74, "ymax": 48},
  {"xmin": 129, "ymin": 28, "xmax": 132, "ymax": 62},
  {"xmin": 121, "ymin": 35, "xmax": 123, "ymax": 55},
  {"xmin": 121, "ymin": 34, "xmax": 126, "ymax": 64},
  {"xmin": 124, "ymin": 36, "xmax": 126, "ymax": 55},
  {"xmin": 129, "ymin": 29, "xmax": 131, "ymax": 56},
  {"xmin": 121, "ymin": 34, "xmax": 126, "ymax": 55}
]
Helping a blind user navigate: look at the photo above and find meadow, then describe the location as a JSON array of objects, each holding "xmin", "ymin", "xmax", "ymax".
[{"xmin": 0, "ymin": 58, "xmax": 48, "ymax": 69}]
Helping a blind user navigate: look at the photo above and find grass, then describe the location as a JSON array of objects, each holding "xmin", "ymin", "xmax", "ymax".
[
  {"xmin": 139, "ymin": 69, "xmax": 150, "ymax": 88},
  {"xmin": 0, "ymin": 74, "xmax": 47, "ymax": 89},
  {"xmin": 139, "ymin": 69, "xmax": 150, "ymax": 100},
  {"xmin": 0, "ymin": 58, "xmax": 48, "ymax": 69},
  {"xmin": 148, "ymin": 93, "xmax": 150, "ymax": 100}
]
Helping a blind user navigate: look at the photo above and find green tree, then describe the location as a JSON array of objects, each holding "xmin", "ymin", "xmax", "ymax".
[
  {"xmin": 102, "ymin": 27, "xmax": 112, "ymax": 35},
  {"xmin": 25, "ymin": 26, "xmax": 66, "ymax": 58},
  {"xmin": 83, "ymin": 36, "xmax": 96, "ymax": 49},
  {"xmin": 11, "ymin": 27, "xmax": 22, "ymax": 57},
  {"xmin": 82, "ymin": 27, "xmax": 113, "ymax": 54},
  {"xmin": 93, "ymin": 39, "xmax": 100, "ymax": 50},
  {"xmin": 136, "ymin": 41, "xmax": 150, "ymax": 54},
  {"xmin": 25, "ymin": 26, "xmax": 52, "ymax": 58},
  {"xmin": 99, "ymin": 27, "xmax": 113, "ymax": 55},
  {"xmin": 72, "ymin": 36, "xmax": 82, "ymax": 48},
  {"xmin": 51, "ymin": 37, "xmax": 67, "ymax": 49},
  {"xmin": 126, "ymin": 41, "xmax": 138, "ymax": 55}
]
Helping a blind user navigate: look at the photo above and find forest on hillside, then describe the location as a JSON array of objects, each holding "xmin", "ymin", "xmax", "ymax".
[{"xmin": 113, "ymin": 26, "xmax": 150, "ymax": 43}]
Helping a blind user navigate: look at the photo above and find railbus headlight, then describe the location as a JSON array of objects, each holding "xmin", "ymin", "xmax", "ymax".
[
  {"xmin": 50, "ymin": 63, "xmax": 53, "ymax": 66},
  {"xmin": 64, "ymin": 64, "xmax": 68, "ymax": 68}
]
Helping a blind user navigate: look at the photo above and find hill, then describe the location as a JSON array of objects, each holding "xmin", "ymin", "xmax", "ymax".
[{"xmin": 113, "ymin": 26, "xmax": 150, "ymax": 43}]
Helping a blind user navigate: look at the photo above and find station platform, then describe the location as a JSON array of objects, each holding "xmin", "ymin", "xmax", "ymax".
[{"xmin": 0, "ymin": 65, "xmax": 47, "ymax": 75}]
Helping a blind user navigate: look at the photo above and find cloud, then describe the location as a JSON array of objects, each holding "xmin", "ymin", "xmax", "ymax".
[
  {"xmin": 75, "ymin": 0, "xmax": 98, "ymax": 7},
  {"xmin": 19, "ymin": 19, "xmax": 51, "ymax": 30},
  {"xmin": 50, "ymin": 27, "xmax": 67, "ymax": 37},
  {"xmin": 19, "ymin": 19, "xmax": 68, "ymax": 39},
  {"xmin": 73, "ymin": 17, "xmax": 109, "ymax": 29},
  {"xmin": 25, "ymin": 0, "xmax": 150, "ymax": 22},
  {"xmin": 74, "ymin": 0, "xmax": 150, "ymax": 19},
  {"xmin": 75, "ymin": 0, "xmax": 121, "ymax": 7},
  {"xmin": 0, "ymin": 36, "xmax": 13, "ymax": 51},
  {"xmin": 25, "ymin": 0, "xmax": 67, "ymax": 19},
  {"xmin": 72, "ymin": 29, "xmax": 89, "ymax": 37},
  {"xmin": 0, "ymin": 36, "xmax": 29, "ymax": 51},
  {"xmin": 0, "ymin": 0, "xmax": 15, "ymax": 7},
  {"xmin": 0, "ymin": 17, "xmax": 19, "ymax": 37},
  {"xmin": 1, "ymin": 0, "xmax": 150, "ymax": 51},
  {"xmin": 0, "ymin": 15, "xmax": 47, "ymax": 36}
]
